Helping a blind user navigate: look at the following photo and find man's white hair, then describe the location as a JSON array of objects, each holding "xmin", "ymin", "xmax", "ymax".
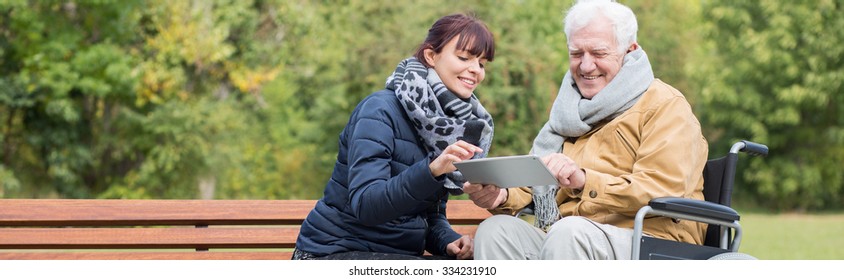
[{"xmin": 563, "ymin": 0, "xmax": 638, "ymax": 53}]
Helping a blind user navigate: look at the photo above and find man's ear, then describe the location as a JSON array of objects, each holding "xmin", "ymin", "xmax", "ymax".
[
  {"xmin": 627, "ymin": 42, "xmax": 639, "ymax": 53},
  {"xmin": 423, "ymin": 48, "xmax": 437, "ymax": 67}
]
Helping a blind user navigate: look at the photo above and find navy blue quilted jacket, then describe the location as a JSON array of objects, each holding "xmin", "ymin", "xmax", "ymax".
[{"xmin": 294, "ymin": 89, "xmax": 461, "ymax": 257}]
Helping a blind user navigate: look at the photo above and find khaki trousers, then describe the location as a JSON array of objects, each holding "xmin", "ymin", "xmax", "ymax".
[{"xmin": 474, "ymin": 215, "xmax": 633, "ymax": 260}]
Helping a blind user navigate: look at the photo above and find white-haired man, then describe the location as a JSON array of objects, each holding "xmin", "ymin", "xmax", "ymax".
[{"xmin": 464, "ymin": 0, "xmax": 708, "ymax": 260}]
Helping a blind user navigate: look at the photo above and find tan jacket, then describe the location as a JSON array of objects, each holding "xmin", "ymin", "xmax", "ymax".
[{"xmin": 494, "ymin": 79, "xmax": 708, "ymax": 245}]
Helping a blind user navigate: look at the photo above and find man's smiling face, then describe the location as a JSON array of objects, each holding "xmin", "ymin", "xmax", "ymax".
[{"xmin": 567, "ymin": 16, "xmax": 628, "ymax": 99}]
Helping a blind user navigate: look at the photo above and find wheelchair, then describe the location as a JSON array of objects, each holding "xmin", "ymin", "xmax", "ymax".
[
  {"xmin": 513, "ymin": 140, "xmax": 768, "ymax": 259},
  {"xmin": 631, "ymin": 140, "xmax": 769, "ymax": 260}
]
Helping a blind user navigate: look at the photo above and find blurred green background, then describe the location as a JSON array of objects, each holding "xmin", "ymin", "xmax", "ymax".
[{"xmin": 0, "ymin": 0, "xmax": 842, "ymax": 259}]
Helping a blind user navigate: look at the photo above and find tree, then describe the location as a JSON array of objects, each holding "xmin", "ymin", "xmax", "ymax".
[
  {"xmin": 692, "ymin": 0, "xmax": 844, "ymax": 210},
  {"xmin": 0, "ymin": 0, "xmax": 288, "ymax": 198},
  {"xmin": 5, "ymin": 0, "xmax": 839, "ymax": 212}
]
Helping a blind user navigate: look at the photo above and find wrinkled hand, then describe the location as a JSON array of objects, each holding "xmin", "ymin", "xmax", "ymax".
[
  {"xmin": 542, "ymin": 153, "xmax": 586, "ymax": 190},
  {"xmin": 463, "ymin": 182, "xmax": 508, "ymax": 209},
  {"xmin": 446, "ymin": 234, "xmax": 473, "ymax": 260},
  {"xmin": 429, "ymin": 140, "xmax": 483, "ymax": 177}
]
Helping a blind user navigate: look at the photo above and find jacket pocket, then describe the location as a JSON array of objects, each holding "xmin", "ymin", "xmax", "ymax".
[{"xmin": 615, "ymin": 129, "xmax": 637, "ymax": 158}]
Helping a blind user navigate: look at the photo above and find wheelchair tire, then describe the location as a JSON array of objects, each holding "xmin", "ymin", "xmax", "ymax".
[{"xmin": 708, "ymin": 252, "xmax": 758, "ymax": 260}]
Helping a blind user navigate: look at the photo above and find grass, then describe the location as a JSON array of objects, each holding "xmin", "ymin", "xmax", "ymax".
[{"xmin": 738, "ymin": 212, "xmax": 844, "ymax": 260}]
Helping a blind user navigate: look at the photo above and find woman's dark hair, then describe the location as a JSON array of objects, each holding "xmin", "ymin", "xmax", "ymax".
[{"xmin": 413, "ymin": 14, "xmax": 495, "ymax": 67}]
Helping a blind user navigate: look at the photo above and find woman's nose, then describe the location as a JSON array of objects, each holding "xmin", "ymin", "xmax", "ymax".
[{"xmin": 468, "ymin": 60, "xmax": 482, "ymax": 72}]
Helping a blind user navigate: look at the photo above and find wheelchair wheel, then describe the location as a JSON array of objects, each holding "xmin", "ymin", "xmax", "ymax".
[{"xmin": 708, "ymin": 252, "xmax": 757, "ymax": 260}]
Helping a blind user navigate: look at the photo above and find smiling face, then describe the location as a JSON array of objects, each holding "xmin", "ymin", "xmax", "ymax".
[
  {"xmin": 568, "ymin": 17, "xmax": 634, "ymax": 99},
  {"xmin": 424, "ymin": 36, "xmax": 487, "ymax": 99}
]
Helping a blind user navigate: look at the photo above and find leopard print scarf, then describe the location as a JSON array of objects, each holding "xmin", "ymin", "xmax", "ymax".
[{"xmin": 385, "ymin": 57, "xmax": 494, "ymax": 195}]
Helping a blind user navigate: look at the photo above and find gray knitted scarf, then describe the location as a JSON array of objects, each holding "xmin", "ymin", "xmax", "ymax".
[
  {"xmin": 530, "ymin": 48, "xmax": 654, "ymax": 230},
  {"xmin": 385, "ymin": 57, "xmax": 494, "ymax": 195}
]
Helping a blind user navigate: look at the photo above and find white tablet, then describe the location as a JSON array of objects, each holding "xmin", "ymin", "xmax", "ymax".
[{"xmin": 454, "ymin": 155, "xmax": 559, "ymax": 188}]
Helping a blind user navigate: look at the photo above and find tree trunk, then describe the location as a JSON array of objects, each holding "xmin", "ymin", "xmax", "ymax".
[{"xmin": 198, "ymin": 176, "xmax": 216, "ymax": 200}]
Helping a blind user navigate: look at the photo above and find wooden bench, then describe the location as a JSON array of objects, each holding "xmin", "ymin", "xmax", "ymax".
[{"xmin": 0, "ymin": 199, "xmax": 491, "ymax": 260}]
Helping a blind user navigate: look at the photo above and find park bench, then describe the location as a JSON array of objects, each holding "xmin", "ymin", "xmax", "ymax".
[{"xmin": 0, "ymin": 199, "xmax": 490, "ymax": 260}]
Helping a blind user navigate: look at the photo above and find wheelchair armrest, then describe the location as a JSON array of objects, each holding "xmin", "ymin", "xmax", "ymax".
[
  {"xmin": 633, "ymin": 197, "xmax": 744, "ymax": 258},
  {"xmin": 649, "ymin": 197, "xmax": 739, "ymax": 222}
]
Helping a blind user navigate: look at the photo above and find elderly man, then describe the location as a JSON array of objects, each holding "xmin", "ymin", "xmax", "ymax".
[{"xmin": 463, "ymin": 0, "xmax": 708, "ymax": 260}]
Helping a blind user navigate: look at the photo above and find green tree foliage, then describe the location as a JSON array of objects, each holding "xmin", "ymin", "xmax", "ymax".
[
  {"xmin": 692, "ymin": 0, "xmax": 844, "ymax": 210},
  {"xmin": 471, "ymin": 0, "xmax": 569, "ymax": 156},
  {"xmin": 0, "ymin": 0, "xmax": 295, "ymax": 198},
  {"xmin": 2, "ymin": 0, "xmax": 840, "ymax": 211},
  {"xmin": 628, "ymin": 0, "xmax": 702, "ymax": 97},
  {"xmin": 1, "ymin": 0, "xmax": 146, "ymax": 197}
]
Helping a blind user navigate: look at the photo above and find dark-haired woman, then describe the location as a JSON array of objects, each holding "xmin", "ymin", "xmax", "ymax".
[{"xmin": 293, "ymin": 14, "xmax": 496, "ymax": 260}]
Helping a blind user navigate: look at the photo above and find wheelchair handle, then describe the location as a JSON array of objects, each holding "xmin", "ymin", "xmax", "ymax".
[{"xmin": 730, "ymin": 140, "xmax": 769, "ymax": 157}]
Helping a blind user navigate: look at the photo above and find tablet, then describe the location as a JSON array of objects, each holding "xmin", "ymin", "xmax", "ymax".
[{"xmin": 454, "ymin": 155, "xmax": 559, "ymax": 188}]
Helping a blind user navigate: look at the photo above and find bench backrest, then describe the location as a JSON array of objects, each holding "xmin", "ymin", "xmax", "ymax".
[{"xmin": 0, "ymin": 199, "xmax": 490, "ymax": 260}]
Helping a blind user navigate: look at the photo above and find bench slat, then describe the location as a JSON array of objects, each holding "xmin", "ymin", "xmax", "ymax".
[
  {"xmin": 443, "ymin": 200, "xmax": 492, "ymax": 224},
  {"xmin": 0, "ymin": 199, "xmax": 313, "ymax": 226},
  {"xmin": 0, "ymin": 227, "xmax": 298, "ymax": 249},
  {"xmin": 0, "ymin": 225, "xmax": 479, "ymax": 249},
  {"xmin": 0, "ymin": 252, "xmax": 293, "ymax": 260},
  {"xmin": 0, "ymin": 199, "xmax": 490, "ymax": 226}
]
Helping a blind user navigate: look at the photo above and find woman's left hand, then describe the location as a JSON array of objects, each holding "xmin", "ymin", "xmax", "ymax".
[
  {"xmin": 445, "ymin": 234, "xmax": 473, "ymax": 260},
  {"xmin": 429, "ymin": 140, "xmax": 483, "ymax": 177}
]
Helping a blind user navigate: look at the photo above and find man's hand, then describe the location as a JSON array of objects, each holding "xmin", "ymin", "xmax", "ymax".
[
  {"xmin": 446, "ymin": 234, "xmax": 473, "ymax": 260},
  {"xmin": 542, "ymin": 153, "xmax": 586, "ymax": 190},
  {"xmin": 463, "ymin": 182, "xmax": 507, "ymax": 209}
]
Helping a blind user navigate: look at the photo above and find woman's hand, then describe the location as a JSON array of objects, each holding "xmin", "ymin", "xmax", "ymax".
[
  {"xmin": 463, "ymin": 182, "xmax": 508, "ymax": 209},
  {"xmin": 429, "ymin": 140, "xmax": 483, "ymax": 177},
  {"xmin": 445, "ymin": 234, "xmax": 473, "ymax": 260}
]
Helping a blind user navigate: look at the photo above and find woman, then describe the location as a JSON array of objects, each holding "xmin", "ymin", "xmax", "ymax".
[{"xmin": 293, "ymin": 14, "xmax": 495, "ymax": 260}]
